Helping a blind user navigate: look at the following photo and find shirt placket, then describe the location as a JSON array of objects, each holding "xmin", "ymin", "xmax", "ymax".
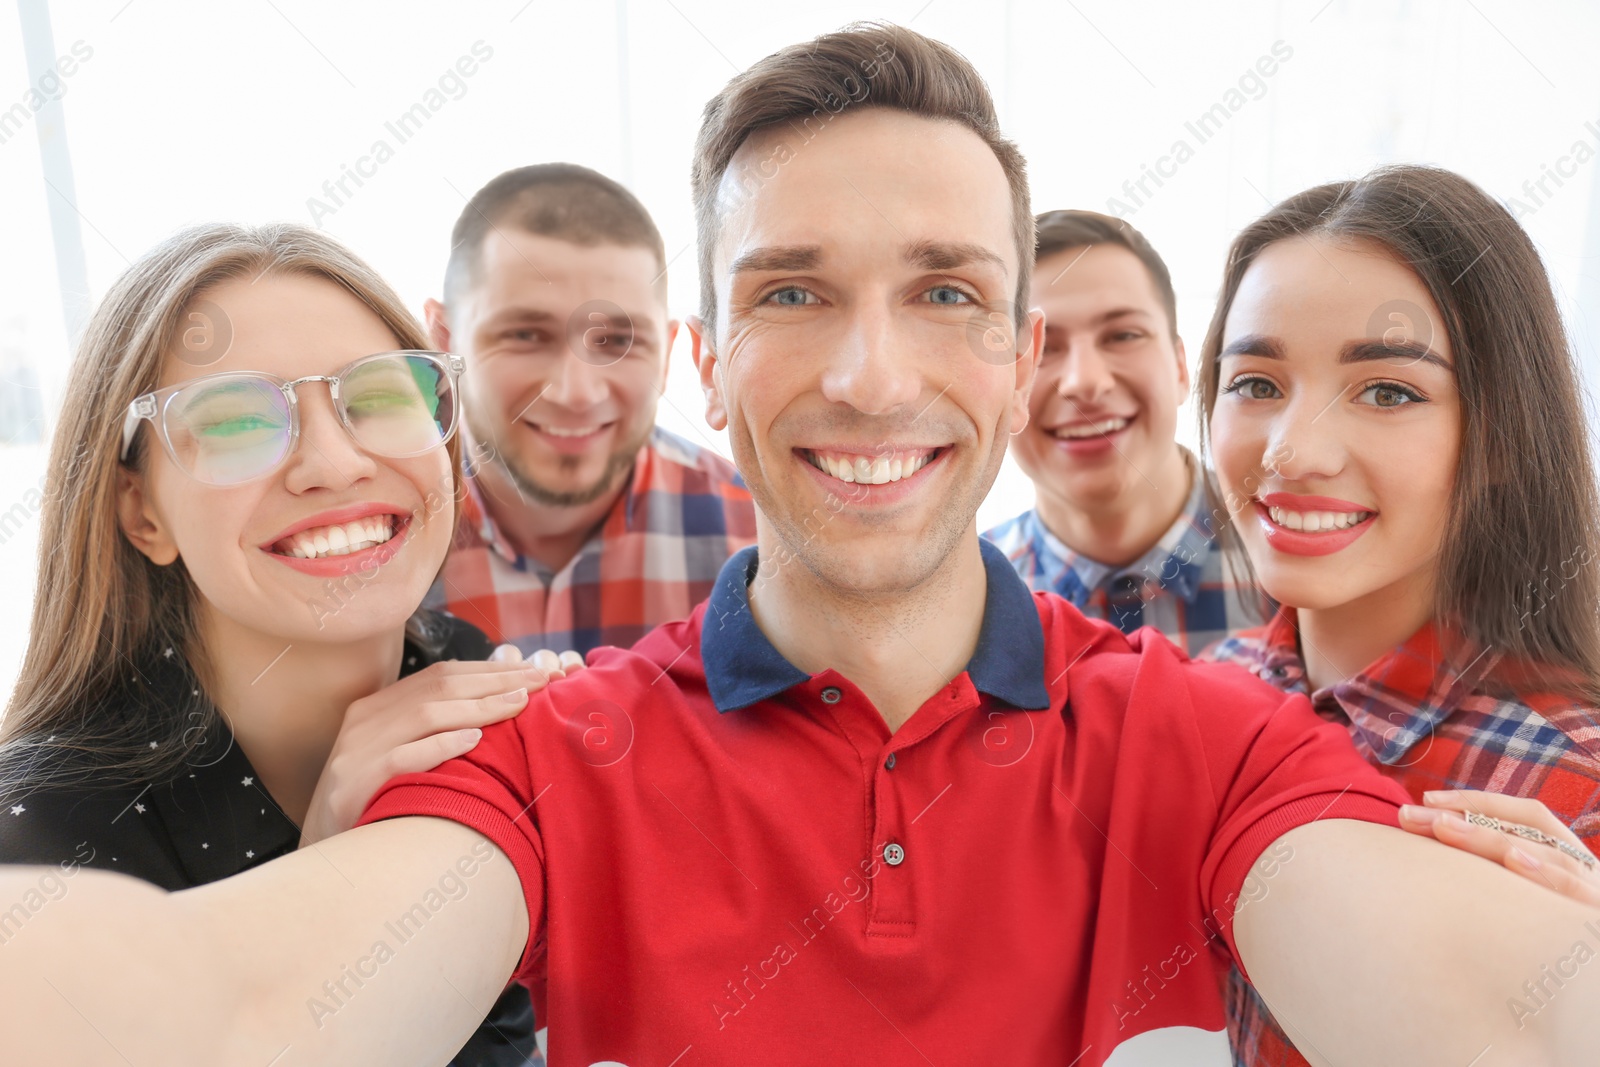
[{"xmin": 809, "ymin": 673, "xmax": 977, "ymax": 938}]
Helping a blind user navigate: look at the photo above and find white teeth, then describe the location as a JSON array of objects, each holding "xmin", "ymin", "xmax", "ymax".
[
  {"xmin": 807, "ymin": 450, "xmax": 934, "ymax": 485},
  {"xmin": 539, "ymin": 424, "xmax": 601, "ymax": 438},
  {"xmin": 1266, "ymin": 505, "xmax": 1372, "ymax": 532},
  {"xmin": 276, "ymin": 515, "xmax": 398, "ymax": 559},
  {"xmin": 1055, "ymin": 417, "xmax": 1130, "ymax": 439}
]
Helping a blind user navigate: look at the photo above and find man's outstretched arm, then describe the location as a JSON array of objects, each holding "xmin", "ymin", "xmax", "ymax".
[
  {"xmin": 0, "ymin": 815, "xmax": 530, "ymax": 1065},
  {"xmin": 1237, "ymin": 818, "xmax": 1599, "ymax": 1066}
]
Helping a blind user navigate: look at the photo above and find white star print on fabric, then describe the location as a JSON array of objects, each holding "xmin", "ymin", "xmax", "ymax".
[
  {"xmin": 8, "ymin": 805, "xmax": 23, "ymax": 816},
  {"xmin": 245, "ymin": 850, "xmax": 254, "ymax": 859},
  {"xmin": 148, "ymin": 741, "xmax": 159, "ymax": 749},
  {"xmin": 134, "ymin": 803, "xmax": 146, "ymax": 814},
  {"xmin": 241, "ymin": 776, "xmax": 254, "ymax": 787},
  {"xmin": 201, "ymin": 843, "xmax": 209, "ymax": 849}
]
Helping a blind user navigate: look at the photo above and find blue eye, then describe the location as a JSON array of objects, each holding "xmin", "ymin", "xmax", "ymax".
[
  {"xmin": 765, "ymin": 287, "xmax": 814, "ymax": 306},
  {"xmin": 927, "ymin": 285, "xmax": 972, "ymax": 305}
]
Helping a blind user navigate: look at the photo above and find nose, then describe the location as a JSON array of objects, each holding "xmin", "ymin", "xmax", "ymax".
[
  {"xmin": 817, "ymin": 302, "xmax": 922, "ymax": 416},
  {"xmin": 280, "ymin": 381, "xmax": 378, "ymax": 492},
  {"xmin": 546, "ymin": 351, "xmax": 611, "ymax": 412},
  {"xmin": 1054, "ymin": 336, "xmax": 1115, "ymax": 405},
  {"xmin": 1261, "ymin": 387, "xmax": 1349, "ymax": 483}
]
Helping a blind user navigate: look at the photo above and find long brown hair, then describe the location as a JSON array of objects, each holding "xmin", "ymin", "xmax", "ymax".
[
  {"xmin": 1197, "ymin": 164, "xmax": 1600, "ymax": 704},
  {"xmin": 1, "ymin": 222, "xmax": 464, "ymax": 793}
]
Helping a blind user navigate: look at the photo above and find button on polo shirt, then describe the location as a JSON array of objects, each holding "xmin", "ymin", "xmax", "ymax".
[{"xmin": 361, "ymin": 539, "xmax": 1410, "ymax": 1066}]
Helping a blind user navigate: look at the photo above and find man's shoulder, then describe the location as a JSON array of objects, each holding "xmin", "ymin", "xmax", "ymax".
[
  {"xmin": 980, "ymin": 509, "xmax": 1033, "ymax": 551},
  {"xmin": 646, "ymin": 428, "xmax": 749, "ymax": 496},
  {"xmin": 1034, "ymin": 590, "xmax": 1289, "ymax": 718}
]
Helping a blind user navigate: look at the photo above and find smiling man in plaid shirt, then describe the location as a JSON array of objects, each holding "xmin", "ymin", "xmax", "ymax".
[
  {"xmin": 423, "ymin": 164, "xmax": 756, "ymax": 657},
  {"xmin": 985, "ymin": 211, "xmax": 1258, "ymax": 655}
]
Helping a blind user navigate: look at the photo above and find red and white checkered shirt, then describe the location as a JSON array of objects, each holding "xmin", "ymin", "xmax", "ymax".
[
  {"xmin": 1202, "ymin": 607, "xmax": 1600, "ymax": 1066},
  {"xmin": 426, "ymin": 427, "xmax": 757, "ymax": 657}
]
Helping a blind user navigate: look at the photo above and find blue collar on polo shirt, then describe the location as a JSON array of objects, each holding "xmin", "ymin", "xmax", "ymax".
[{"xmin": 701, "ymin": 536, "xmax": 1051, "ymax": 713}]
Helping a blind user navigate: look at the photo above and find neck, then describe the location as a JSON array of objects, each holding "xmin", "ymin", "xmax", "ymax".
[
  {"xmin": 192, "ymin": 604, "xmax": 405, "ymax": 827},
  {"xmin": 1033, "ymin": 445, "xmax": 1192, "ymax": 568},
  {"xmin": 1296, "ymin": 572, "xmax": 1436, "ymax": 692},
  {"xmin": 472, "ymin": 451, "xmax": 629, "ymax": 573},
  {"xmin": 747, "ymin": 529, "xmax": 989, "ymax": 732}
]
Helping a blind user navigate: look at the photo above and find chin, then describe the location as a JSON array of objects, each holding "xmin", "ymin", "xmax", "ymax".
[{"xmin": 1254, "ymin": 567, "xmax": 1371, "ymax": 614}]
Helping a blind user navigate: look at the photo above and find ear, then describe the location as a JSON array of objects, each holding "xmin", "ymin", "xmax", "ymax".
[
  {"xmin": 686, "ymin": 314, "xmax": 728, "ymax": 432},
  {"xmin": 423, "ymin": 298, "xmax": 451, "ymax": 352},
  {"xmin": 660, "ymin": 317, "xmax": 681, "ymax": 393},
  {"xmin": 115, "ymin": 464, "xmax": 179, "ymax": 566},
  {"xmin": 1009, "ymin": 307, "xmax": 1046, "ymax": 436},
  {"xmin": 1174, "ymin": 335, "xmax": 1191, "ymax": 397}
]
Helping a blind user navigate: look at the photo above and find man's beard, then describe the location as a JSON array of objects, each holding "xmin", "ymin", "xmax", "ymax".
[{"xmin": 471, "ymin": 411, "xmax": 651, "ymax": 507}]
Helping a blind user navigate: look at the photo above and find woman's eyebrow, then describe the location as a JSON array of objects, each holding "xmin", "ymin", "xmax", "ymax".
[
  {"xmin": 1219, "ymin": 333, "xmax": 1284, "ymax": 359},
  {"xmin": 1340, "ymin": 338, "xmax": 1454, "ymax": 373}
]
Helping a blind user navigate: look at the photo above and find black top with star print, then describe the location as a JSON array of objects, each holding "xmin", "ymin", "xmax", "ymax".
[{"xmin": 0, "ymin": 609, "xmax": 541, "ymax": 1067}]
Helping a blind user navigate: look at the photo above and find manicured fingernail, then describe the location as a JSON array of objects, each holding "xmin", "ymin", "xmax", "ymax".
[
  {"xmin": 462, "ymin": 728, "xmax": 483, "ymax": 743},
  {"xmin": 1400, "ymin": 805, "xmax": 1440, "ymax": 825},
  {"xmin": 503, "ymin": 687, "xmax": 528, "ymax": 703},
  {"xmin": 1422, "ymin": 790, "xmax": 1457, "ymax": 804},
  {"xmin": 1509, "ymin": 847, "xmax": 1542, "ymax": 870}
]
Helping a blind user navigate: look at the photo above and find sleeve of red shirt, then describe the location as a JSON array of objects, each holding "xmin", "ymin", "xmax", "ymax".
[
  {"xmin": 356, "ymin": 704, "xmax": 550, "ymax": 984},
  {"xmin": 1172, "ymin": 646, "xmax": 1413, "ymax": 984}
]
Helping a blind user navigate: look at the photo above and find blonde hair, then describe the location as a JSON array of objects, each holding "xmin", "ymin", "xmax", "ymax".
[{"xmin": 1, "ymin": 222, "xmax": 464, "ymax": 792}]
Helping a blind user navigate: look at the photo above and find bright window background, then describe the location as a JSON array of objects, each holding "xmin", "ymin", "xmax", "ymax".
[{"xmin": 4, "ymin": 0, "xmax": 1600, "ymax": 706}]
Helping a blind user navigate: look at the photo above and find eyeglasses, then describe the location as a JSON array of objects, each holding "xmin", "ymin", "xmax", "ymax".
[{"xmin": 119, "ymin": 350, "xmax": 464, "ymax": 486}]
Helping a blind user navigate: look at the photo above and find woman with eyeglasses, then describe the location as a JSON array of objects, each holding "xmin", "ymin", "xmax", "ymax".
[
  {"xmin": 1196, "ymin": 165, "xmax": 1600, "ymax": 1066},
  {"xmin": 0, "ymin": 222, "xmax": 579, "ymax": 1065}
]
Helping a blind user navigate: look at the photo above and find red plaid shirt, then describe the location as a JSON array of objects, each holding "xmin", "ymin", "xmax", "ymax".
[
  {"xmin": 426, "ymin": 428, "xmax": 757, "ymax": 657},
  {"xmin": 1202, "ymin": 607, "xmax": 1600, "ymax": 1066}
]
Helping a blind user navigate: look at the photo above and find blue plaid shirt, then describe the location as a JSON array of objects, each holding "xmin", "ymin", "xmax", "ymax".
[{"xmin": 983, "ymin": 450, "xmax": 1261, "ymax": 656}]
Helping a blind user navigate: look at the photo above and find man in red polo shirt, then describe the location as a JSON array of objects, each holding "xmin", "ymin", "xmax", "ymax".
[{"xmin": 2, "ymin": 23, "xmax": 1598, "ymax": 1067}]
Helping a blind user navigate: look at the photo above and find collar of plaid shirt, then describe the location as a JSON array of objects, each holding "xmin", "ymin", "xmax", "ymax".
[
  {"xmin": 459, "ymin": 429, "xmax": 659, "ymax": 571},
  {"xmin": 1224, "ymin": 606, "xmax": 1584, "ymax": 767},
  {"xmin": 1026, "ymin": 446, "xmax": 1213, "ymax": 603}
]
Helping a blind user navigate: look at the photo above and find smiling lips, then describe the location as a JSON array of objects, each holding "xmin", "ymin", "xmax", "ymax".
[
  {"xmin": 272, "ymin": 515, "xmax": 398, "ymax": 559},
  {"xmin": 262, "ymin": 504, "xmax": 413, "ymax": 576},
  {"xmin": 803, "ymin": 447, "xmax": 941, "ymax": 485},
  {"xmin": 1051, "ymin": 415, "xmax": 1132, "ymax": 440},
  {"xmin": 1254, "ymin": 493, "xmax": 1378, "ymax": 556}
]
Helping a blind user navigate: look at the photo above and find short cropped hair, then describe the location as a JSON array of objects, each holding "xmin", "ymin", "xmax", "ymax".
[
  {"xmin": 690, "ymin": 21, "xmax": 1033, "ymax": 334},
  {"xmin": 1033, "ymin": 209, "xmax": 1178, "ymax": 339},
  {"xmin": 443, "ymin": 162, "xmax": 666, "ymax": 305}
]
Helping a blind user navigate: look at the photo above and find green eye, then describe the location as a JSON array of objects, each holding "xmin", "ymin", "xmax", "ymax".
[
  {"xmin": 349, "ymin": 391, "xmax": 409, "ymax": 413},
  {"xmin": 196, "ymin": 413, "xmax": 281, "ymax": 438}
]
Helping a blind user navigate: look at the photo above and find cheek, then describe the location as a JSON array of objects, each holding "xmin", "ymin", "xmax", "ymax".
[{"xmin": 1208, "ymin": 408, "xmax": 1256, "ymax": 495}]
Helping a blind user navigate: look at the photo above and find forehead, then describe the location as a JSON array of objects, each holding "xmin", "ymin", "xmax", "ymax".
[
  {"xmin": 161, "ymin": 271, "xmax": 399, "ymax": 389},
  {"xmin": 1033, "ymin": 243, "xmax": 1162, "ymax": 315},
  {"xmin": 471, "ymin": 230, "xmax": 662, "ymax": 312},
  {"xmin": 713, "ymin": 108, "xmax": 1017, "ymax": 285},
  {"xmin": 1226, "ymin": 235, "xmax": 1448, "ymax": 355}
]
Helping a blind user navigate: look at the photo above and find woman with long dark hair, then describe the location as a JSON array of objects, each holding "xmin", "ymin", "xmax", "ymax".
[{"xmin": 1198, "ymin": 164, "xmax": 1600, "ymax": 1065}]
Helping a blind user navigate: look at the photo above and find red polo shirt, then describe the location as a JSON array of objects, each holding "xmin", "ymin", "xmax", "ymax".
[{"xmin": 359, "ymin": 539, "xmax": 1410, "ymax": 1066}]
